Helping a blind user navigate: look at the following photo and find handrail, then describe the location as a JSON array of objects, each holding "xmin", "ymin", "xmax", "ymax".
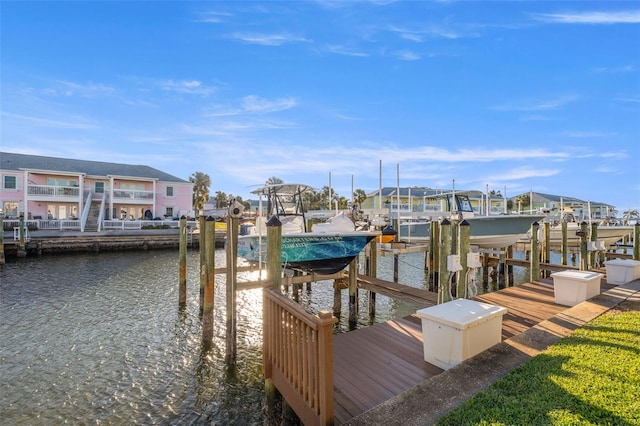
[
  {"xmin": 263, "ymin": 288, "xmax": 337, "ymax": 426},
  {"xmin": 80, "ymin": 189, "xmax": 93, "ymax": 232},
  {"xmin": 97, "ymin": 192, "xmax": 107, "ymax": 232}
]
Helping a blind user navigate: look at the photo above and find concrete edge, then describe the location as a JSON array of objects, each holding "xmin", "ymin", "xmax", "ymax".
[{"xmin": 345, "ymin": 280, "xmax": 640, "ymax": 426}]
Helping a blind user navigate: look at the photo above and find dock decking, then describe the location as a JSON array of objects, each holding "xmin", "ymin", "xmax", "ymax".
[{"xmin": 332, "ymin": 278, "xmax": 616, "ymax": 424}]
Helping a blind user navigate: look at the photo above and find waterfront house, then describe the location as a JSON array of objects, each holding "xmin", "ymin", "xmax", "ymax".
[
  {"xmin": 0, "ymin": 152, "xmax": 192, "ymax": 231},
  {"xmin": 509, "ymin": 191, "xmax": 616, "ymax": 221}
]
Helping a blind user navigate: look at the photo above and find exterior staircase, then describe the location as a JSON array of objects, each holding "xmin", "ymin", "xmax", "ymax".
[{"xmin": 84, "ymin": 200, "xmax": 102, "ymax": 232}]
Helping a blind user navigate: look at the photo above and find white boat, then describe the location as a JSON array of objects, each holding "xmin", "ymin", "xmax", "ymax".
[
  {"xmin": 533, "ymin": 213, "xmax": 633, "ymax": 248},
  {"xmin": 237, "ymin": 183, "xmax": 377, "ymax": 274},
  {"xmin": 398, "ymin": 192, "xmax": 545, "ymax": 249}
]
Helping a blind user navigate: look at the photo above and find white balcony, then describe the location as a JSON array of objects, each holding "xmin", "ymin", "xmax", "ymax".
[{"xmin": 27, "ymin": 184, "xmax": 80, "ymax": 199}]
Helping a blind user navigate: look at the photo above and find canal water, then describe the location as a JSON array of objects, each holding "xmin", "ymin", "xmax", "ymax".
[{"xmin": 1, "ymin": 248, "xmax": 554, "ymax": 424}]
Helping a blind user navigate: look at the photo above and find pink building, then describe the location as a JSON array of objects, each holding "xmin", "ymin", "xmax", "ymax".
[{"xmin": 1, "ymin": 152, "xmax": 193, "ymax": 231}]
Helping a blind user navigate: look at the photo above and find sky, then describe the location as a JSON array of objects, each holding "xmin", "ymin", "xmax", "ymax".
[{"xmin": 1, "ymin": 1, "xmax": 639, "ymax": 213}]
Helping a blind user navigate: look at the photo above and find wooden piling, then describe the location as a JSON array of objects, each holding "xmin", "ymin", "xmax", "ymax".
[
  {"xmin": 561, "ymin": 222, "xmax": 568, "ymax": 266},
  {"xmin": 429, "ymin": 220, "xmax": 440, "ymax": 292},
  {"xmin": 0, "ymin": 215, "xmax": 5, "ymax": 265},
  {"xmin": 178, "ymin": 216, "xmax": 187, "ymax": 306},
  {"xmin": 438, "ymin": 218, "xmax": 452, "ymax": 304},
  {"xmin": 202, "ymin": 216, "xmax": 216, "ymax": 346},
  {"xmin": 368, "ymin": 240, "xmax": 377, "ymax": 316},
  {"xmin": 199, "ymin": 215, "xmax": 206, "ymax": 313},
  {"xmin": 17, "ymin": 213, "xmax": 26, "ymax": 257},
  {"xmin": 634, "ymin": 223, "xmax": 639, "ymax": 261},
  {"xmin": 264, "ymin": 216, "xmax": 283, "ymax": 426},
  {"xmin": 457, "ymin": 220, "xmax": 470, "ymax": 299},
  {"xmin": 542, "ymin": 222, "xmax": 551, "ymax": 277},
  {"xmin": 225, "ymin": 215, "xmax": 239, "ymax": 364},
  {"xmin": 530, "ymin": 222, "xmax": 540, "ymax": 282},
  {"xmin": 590, "ymin": 222, "xmax": 600, "ymax": 268},
  {"xmin": 579, "ymin": 222, "xmax": 588, "ymax": 271},
  {"xmin": 348, "ymin": 258, "xmax": 358, "ymax": 326}
]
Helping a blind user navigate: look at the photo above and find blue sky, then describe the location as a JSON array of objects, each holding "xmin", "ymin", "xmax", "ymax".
[{"xmin": 2, "ymin": 1, "xmax": 639, "ymax": 212}]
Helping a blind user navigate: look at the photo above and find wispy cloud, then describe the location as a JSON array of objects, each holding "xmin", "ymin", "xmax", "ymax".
[
  {"xmin": 241, "ymin": 95, "xmax": 296, "ymax": 113},
  {"xmin": 491, "ymin": 95, "xmax": 578, "ymax": 112},
  {"xmin": 43, "ymin": 80, "xmax": 115, "ymax": 98},
  {"xmin": 324, "ymin": 44, "xmax": 369, "ymax": 57},
  {"xmin": 2, "ymin": 112, "xmax": 99, "ymax": 129},
  {"xmin": 393, "ymin": 50, "xmax": 421, "ymax": 61},
  {"xmin": 558, "ymin": 131, "xmax": 616, "ymax": 138},
  {"xmin": 533, "ymin": 10, "xmax": 640, "ymax": 24},
  {"xmin": 591, "ymin": 65, "xmax": 636, "ymax": 73},
  {"xmin": 194, "ymin": 10, "xmax": 232, "ymax": 24},
  {"xmin": 159, "ymin": 80, "xmax": 216, "ymax": 96},
  {"xmin": 484, "ymin": 166, "xmax": 561, "ymax": 182},
  {"xmin": 228, "ymin": 32, "xmax": 310, "ymax": 46}
]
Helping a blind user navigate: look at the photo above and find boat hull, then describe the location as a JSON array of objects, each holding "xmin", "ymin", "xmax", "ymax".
[
  {"xmin": 399, "ymin": 215, "xmax": 544, "ymax": 249},
  {"xmin": 237, "ymin": 232, "xmax": 376, "ymax": 274}
]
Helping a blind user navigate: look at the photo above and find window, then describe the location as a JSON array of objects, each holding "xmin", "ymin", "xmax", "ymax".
[
  {"xmin": 3, "ymin": 176, "xmax": 16, "ymax": 189},
  {"xmin": 3, "ymin": 201, "xmax": 18, "ymax": 218},
  {"xmin": 165, "ymin": 207, "xmax": 174, "ymax": 217},
  {"xmin": 95, "ymin": 182, "xmax": 104, "ymax": 193},
  {"xmin": 166, "ymin": 186, "xmax": 174, "ymax": 197}
]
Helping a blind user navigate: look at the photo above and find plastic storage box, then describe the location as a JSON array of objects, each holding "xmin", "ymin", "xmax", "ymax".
[
  {"xmin": 550, "ymin": 270, "xmax": 602, "ymax": 306},
  {"xmin": 416, "ymin": 299, "xmax": 507, "ymax": 370},
  {"xmin": 604, "ymin": 259, "xmax": 640, "ymax": 285}
]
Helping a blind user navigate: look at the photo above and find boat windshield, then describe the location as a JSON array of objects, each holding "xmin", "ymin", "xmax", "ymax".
[{"xmin": 448, "ymin": 194, "xmax": 474, "ymax": 213}]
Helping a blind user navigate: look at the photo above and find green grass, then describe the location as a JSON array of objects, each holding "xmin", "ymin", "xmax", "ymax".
[{"xmin": 435, "ymin": 309, "xmax": 640, "ymax": 426}]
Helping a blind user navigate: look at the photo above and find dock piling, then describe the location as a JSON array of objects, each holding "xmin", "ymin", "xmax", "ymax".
[
  {"xmin": 178, "ymin": 216, "xmax": 187, "ymax": 306},
  {"xmin": 530, "ymin": 222, "xmax": 540, "ymax": 282},
  {"xmin": 202, "ymin": 216, "xmax": 216, "ymax": 346}
]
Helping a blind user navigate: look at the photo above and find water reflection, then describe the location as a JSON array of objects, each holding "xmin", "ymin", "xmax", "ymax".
[{"xmin": 0, "ymin": 247, "xmax": 568, "ymax": 423}]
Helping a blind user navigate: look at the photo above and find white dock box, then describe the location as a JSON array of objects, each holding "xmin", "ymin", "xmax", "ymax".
[
  {"xmin": 550, "ymin": 270, "xmax": 602, "ymax": 306},
  {"xmin": 604, "ymin": 259, "xmax": 640, "ymax": 285},
  {"xmin": 416, "ymin": 299, "xmax": 507, "ymax": 370}
]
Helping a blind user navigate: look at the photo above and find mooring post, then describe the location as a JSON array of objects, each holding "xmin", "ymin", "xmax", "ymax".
[
  {"xmin": 457, "ymin": 220, "xmax": 470, "ymax": 299},
  {"xmin": 368, "ymin": 239, "xmax": 377, "ymax": 316},
  {"xmin": 438, "ymin": 218, "xmax": 451, "ymax": 304},
  {"xmin": 633, "ymin": 223, "xmax": 640, "ymax": 261},
  {"xmin": 225, "ymin": 215, "xmax": 239, "ymax": 364},
  {"xmin": 202, "ymin": 216, "xmax": 216, "ymax": 347},
  {"xmin": 543, "ymin": 222, "xmax": 551, "ymax": 277},
  {"xmin": 430, "ymin": 220, "xmax": 440, "ymax": 292},
  {"xmin": 530, "ymin": 222, "xmax": 540, "ymax": 282},
  {"xmin": 178, "ymin": 216, "xmax": 187, "ymax": 306},
  {"xmin": 199, "ymin": 215, "xmax": 206, "ymax": 314},
  {"xmin": 561, "ymin": 221, "xmax": 568, "ymax": 266},
  {"xmin": 0, "ymin": 215, "xmax": 5, "ymax": 265},
  {"xmin": 507, "ymin": 245, "xmax": 514, "ymax": 286},
  {"xmin": 590, "ymin": 222, "xmax": 599, "ymax": 268},
  {"xmin": 579, "ymin": 222, "xmax": 589, "ymax": 270},
  {"xmin": 264, "ymin": 216, "xmax": 283, "ymax": 426},
  {"xmin": 348, "ymin": 257, "xmax": 358, "ymax": 327},
  {"xmin": 17, "ymin": 213, "xmax": 26, "ymax": 257}
]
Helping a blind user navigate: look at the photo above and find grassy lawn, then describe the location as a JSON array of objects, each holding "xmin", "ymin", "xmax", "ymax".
[{"xmin": 436, "ymin": 307, "xmax": 640, "ymax": 426}]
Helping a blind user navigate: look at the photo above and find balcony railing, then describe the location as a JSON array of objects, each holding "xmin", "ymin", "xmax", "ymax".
[
  {"xmin": 112, "ymin": 189, "xmax": 154, "ymax": 201},
  {"xmin": 27, "ymin": 185, "xmax": 80, "ymax": 198}
]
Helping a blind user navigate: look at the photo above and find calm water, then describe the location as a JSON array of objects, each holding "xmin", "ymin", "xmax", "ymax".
[{"xmin": 0, "ymin": 247, "xmax": 556, "ymax": 424}]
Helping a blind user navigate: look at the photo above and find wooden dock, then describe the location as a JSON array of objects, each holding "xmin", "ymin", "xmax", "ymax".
[{"xmin": 332, "ymin": 278, "xmax": 616, "ymax": 424}]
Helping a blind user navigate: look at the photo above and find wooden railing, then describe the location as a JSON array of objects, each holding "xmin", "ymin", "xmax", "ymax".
[{"xmin": 263, "ymin": 288, "xmax": 337, "ymax": 426}]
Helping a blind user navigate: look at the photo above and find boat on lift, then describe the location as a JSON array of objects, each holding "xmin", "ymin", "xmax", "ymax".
[
  {"xmin": 237, "ymin": 183, "xmax": 377, "ymax": 274},
  {"xmin": 398, "ymin": 191, "xmax": 545, "ymax": 249}
]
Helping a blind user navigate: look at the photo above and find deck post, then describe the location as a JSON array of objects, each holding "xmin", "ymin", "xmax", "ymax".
[
  {"xmin": 17, "ymin": 213, "xmax": 26, "ymax": 257},
  {"xmin": 225, "ymin": 215, "xmax": 239, "ymax": 364},
  {"xmin": 348, "ymin": 258, "xmax": 358, "ymax": 326},
  {"xmin": 178, "ymin": 216, "xmax": 187, "ymax": 306},
  {"xmin": 0, "ymin": 215, "xmax": 5, "ymax": 265},
  {"xmin": 199, "ymin": 215, "xmax": 206, "ymax": 313},
  {"xmin": 543, "ymin": 222, "xmax": 551, "ymax": 277},
  {"xmin": 530, "ymin": 222, "xmax": 540, "ymax": 282},
  {"xmin": 368, "ymin": 240, "xmax": 377, "ymax": 316},
  {"xmin": 202, "ymin": 216, "xmax": 216, "ymax": 347},
  {"xmin": 507, "ymin": 245, "xmax": 514, "ymax": 285},
  {"xmin": 438, "ymin": 218, "xmax": 452, "ymax": 304},
  {"xmin": 457, "ymin": 220, "xmax": 470, "ymax": 298},
  {"xmin": 634, "ymin": 223, "xmax": 640, "ymax": 261},
  {"xmin": 561, "ymin": 222, "xmax": 568, "ymax": 265},
  {"xmin": 264, "ymin": 216, "xmax": 283, "ymax": 426},
  {"xmin": 579, "ymin": 221, "xmax": 588, "ymax": 271},
  {"xmin": 590, "ymin": 222, "xmax": 599, "ymax": 268},
  {"xmin": 430, "ymin": 220, "xmax": 440, "ymax": 292}
]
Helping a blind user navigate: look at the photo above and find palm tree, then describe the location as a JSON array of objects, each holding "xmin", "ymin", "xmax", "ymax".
[
  {"xmin": 214, "ymin": 191, "xmax": 228, "ymax": 209},
  {"xmin": 353, "ymin": 188, "xmax": 367, "ymax": 210},
  {"xmin": 265, "ymin": 176, "xmax": 284, "ymax": 186},
  {"xmin": 189, "ymin": 171, "xmax": 211, "ymax": 217}
]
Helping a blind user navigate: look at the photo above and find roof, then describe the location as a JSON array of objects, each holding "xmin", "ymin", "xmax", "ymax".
[
  {"xmin": 366, "ymin": 187, "xmax": 487, "ymax": 198},
  {"xmin": 0, "ymin": 151, "xmax": 188, "ymax": 183},
  {"xmin": 510, "ymin": 191, "xmax": 613, "ymax": 208}
]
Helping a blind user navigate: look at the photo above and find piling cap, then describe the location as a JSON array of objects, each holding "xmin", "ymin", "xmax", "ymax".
[
  {"xmin": 459, "ymin": 219, "xmax": 470, "ymax": 226},
  {"xmin": 206, "ymin": 216, "xmax": 215, "ymax": 221},
  {"xmin": 440, "ymin": 218, "xmax": 450, "ymax": 225},
  {"xmin": 266, "ymin": 216, "xmax": 282, "ymax": 227}
]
